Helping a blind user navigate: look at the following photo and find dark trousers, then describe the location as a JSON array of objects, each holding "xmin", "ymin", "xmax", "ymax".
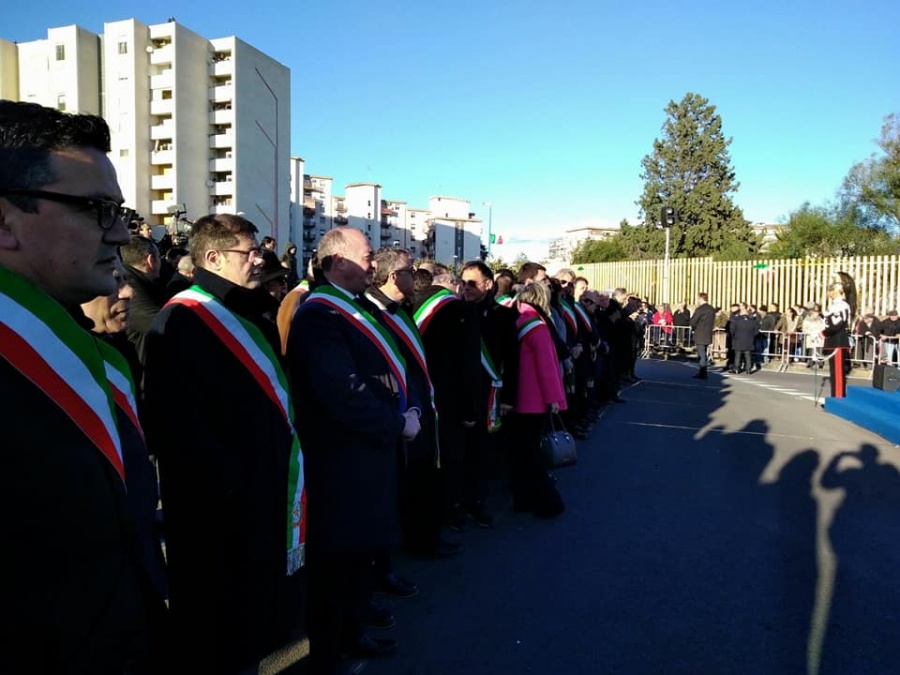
[
  {"xmin": 463, "ymin": 423, "xmax": 491, "ymax": 508},
  {"xmin": 305, "ymin": 549, "xmax": 373, "ymax": 675},
  {"xmin": 439, "ymin": 419, "xmax": 466, "ymax": 515},
  {"xmin": 697, "ymin": 343, "xmax": 710, "ymax": 368},
  {"xmin": 736, "ymin": 350, "xmax": 753, "ymax": 373},
  {"xmin": 402, "ymin": 457, "xmax": 443, "ymax": 554},
  {"xmin": 506, "ymin": 413, "xmax": 546, "ymax": 509}
]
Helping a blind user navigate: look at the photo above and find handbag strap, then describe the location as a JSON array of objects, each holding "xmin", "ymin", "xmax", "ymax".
[{"xmin": 545, "ymin": 410, "xmax": 568, "ymax": 434}]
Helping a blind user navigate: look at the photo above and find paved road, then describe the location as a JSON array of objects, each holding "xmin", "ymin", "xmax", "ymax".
[{"xmin": 265, "ymin": 358, "xmax": 900, "ymax": 675}]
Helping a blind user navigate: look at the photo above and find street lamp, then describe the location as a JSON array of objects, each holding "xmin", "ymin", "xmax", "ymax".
[
  {"xmin": 660, "ymin": 206, "xmax": 677, "ymax": 304},
  {"xmin": 482, "ymin": 201, "xmax": 493, "ymax": 259}
]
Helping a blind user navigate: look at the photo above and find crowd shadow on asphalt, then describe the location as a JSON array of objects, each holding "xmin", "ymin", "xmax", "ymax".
[{"xmin": 261, "ymin": 361, "xmax": 900, "ymax": 675}]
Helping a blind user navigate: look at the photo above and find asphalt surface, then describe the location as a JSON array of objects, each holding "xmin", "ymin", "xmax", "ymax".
[{"xmin": 262, "ymin": 358, "xmax": 900, "ymax": 675}]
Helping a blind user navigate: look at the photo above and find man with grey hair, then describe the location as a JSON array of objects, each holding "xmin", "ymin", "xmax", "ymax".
[{"xmin": 288, "ymin": 227, "xmax": 421, "ymax": 673}]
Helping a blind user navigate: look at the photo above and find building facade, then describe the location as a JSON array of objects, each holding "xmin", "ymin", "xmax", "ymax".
[{"xmin": 2, "ymin": 19, "xmax": 291, "ymax": 245}]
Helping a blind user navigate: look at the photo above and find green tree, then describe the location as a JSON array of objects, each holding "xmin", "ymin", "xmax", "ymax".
[
  {"xmin": 635, "ymin": 92, "xmax": 761, "ymax": 260},
  {"xmin": 838, "ymin": 113, "xmax": 900, "ymax": 232},
  {"xmin": 768, "ymin": 202, "xmax": 900, "ymax": 258},
  {"xmin": 570, "ymin": 237, "xmax": 629, "ymax": 264}
]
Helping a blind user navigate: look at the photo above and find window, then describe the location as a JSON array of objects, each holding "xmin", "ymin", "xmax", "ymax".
[
  {"xmin": 118, "ymin": 42, "xmax": 128, "ymax": 55},
  {"xmin": 55, "ymin": 44, "xmax": 65, "ymax": 61},
  {"xmin": 319, "ymin": 216, "xmax": 325, "ymax": 223},
  {"xmin": 56, "ymin": 94, "xmax": 66, "ymax": 112},
  {"xmin": 367, "ymin": 213, "xmax": 371, "ymax": 220},
  {"xmin": 367, "ymin": 200, "xmax": 371, "ymax": 207},
  {"xmin": 119, "ymin": 149, "xmax": 129, "ymax": 157}
]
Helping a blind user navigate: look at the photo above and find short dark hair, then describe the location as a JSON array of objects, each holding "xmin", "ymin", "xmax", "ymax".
[
  {"xmin": 495, "ymin": 269, "xmax": 514, "ymax": 295},
  {"xmin": 461, "ymin": 260, "xmax": 493, "ymax": 280},
  {"xmin": 413, "ymin": 268, "xmax": 434, "ymax": 294},
  {"xmin": 189, "ymin": 213, "xmax": 258, "ymax": 267},
  {"xmin": 698, "ymin": 292, "xmax": 708, "ymax": 301},
  {"xmin": 518, "ymin": 261, "xmax": 546, "ymax": 284},
  {"xmin": 261, "ymin": 236, "xmax": 276, "ymax": 247},
  {"xmin": 0, "ymin": 101, "xmax": 111, "ymax": 213},
  {"xmin": 120, "ymin": 235, "xmax": 159, "ymax": 269},
  {"xmin": 166, "ymin": 246, "xmax": 188, "ymax": 265}
]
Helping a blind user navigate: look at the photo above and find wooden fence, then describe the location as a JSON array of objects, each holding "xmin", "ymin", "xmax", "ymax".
[{"xmin": 574, "ymin": 256, "xmax": 900, "ymax": 316}]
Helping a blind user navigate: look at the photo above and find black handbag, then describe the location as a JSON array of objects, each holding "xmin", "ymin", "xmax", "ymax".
[{"xmin": 539, "ymin": 413, "xmax": 578, "ymax": 469}]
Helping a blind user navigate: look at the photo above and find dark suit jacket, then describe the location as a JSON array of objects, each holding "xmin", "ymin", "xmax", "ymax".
[
  {"xmin": 689, "ymin": 302, "xmax": 716, "ymax": 345},
  {"xmin": 287, "ymin": 283, "xmax": 405, "ymax": 553}
]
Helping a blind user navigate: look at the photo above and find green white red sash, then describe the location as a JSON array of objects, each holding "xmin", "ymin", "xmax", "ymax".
[
  {"xmin": 414, "ymin": 289, "xmax": 457, "ymax": 335},
  {"xmin": 517, "ymin": 316, "xmax": 544, "ymax": 342},
  {"xmin": 560, "ymin": 298, "xmax": 578, "ymax": 335},
  {"xmin": 166, "ymin": 286, "xmax": 306, "ymax": 574},
  {"xmin": 306, "ymin": 286, "xmax": 408, "ymax": 411},
  {"xmin": 0, "ymin": 265, "xmax": 125, "ymax": 483},
  {"xmin": 480, "ymin": 339, "xmax": 503, "ymax": 433},
  {"xmin": 574, "ymin": 301, "xmax": 593, "ymax": 333},
  {"xmin": 495, "ymin": 293, "xmax": 515, "ymax": 308},
  {"xmin": 95, "ymin": 338, "xmax": 144, "ymax": 443}
]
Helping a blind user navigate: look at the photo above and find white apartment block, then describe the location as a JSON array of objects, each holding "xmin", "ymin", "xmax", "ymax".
[
  {"xmin": 422, "ymin": 196, "xmax": 482, "ymax": 266},
  {"xmin": 2, "ymin": 19, "xmax": 290, "ymax": 244},
  {"xmin": 288, "ymin": 157, "xmax": 334, "ymax": 265},
  {"xmin": 547, "ymin": 224, "xmax": 621, "ymax": 263},
  {"xmin": 344, "ymin": 182, "xmax": 383, "ymax": 244},
  {"xmin": 0, "ymin": 40, "xmax": 20, "ymax": 100}
]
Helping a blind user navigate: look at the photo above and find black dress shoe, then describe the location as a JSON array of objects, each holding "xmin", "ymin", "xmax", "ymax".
[
  {"xmin": 344, "ymin": 635, "xmax": 398, "ymax": 659},
  {"xmin": 376, "ymin": 572, "xmax": 418, "ymax": 599},
  {"xmin": 362, "ymin": 599, "xmax": 395, "ymax": 629}
]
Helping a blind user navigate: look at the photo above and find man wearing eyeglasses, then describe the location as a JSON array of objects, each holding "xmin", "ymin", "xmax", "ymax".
[
  {"xmin": 0, "ymin": 101, "xmax": 162, "ymax": 673},
  {"xmin": 144, "ymin": 213, "xmax": 304, "ymax": 673}
]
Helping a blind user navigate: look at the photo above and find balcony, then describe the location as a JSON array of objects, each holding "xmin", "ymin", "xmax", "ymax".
[
  {"xmin": 335, "ymin": 204, "xmax": 347, "ymax": 213},
  {"xmin": 151, "ymin": 199, "xmax": 172, "ymax": 215},
  {"xmin": 150, "ymin": 150, "xmax": 174, "ymax": 165},
  {"xmin": 209, "ymin": 85, "xmax": 232, "ymax": 103},
  {"xmin": 212, "ymin": 204, "xmax": 235, "ymax": 215},
  {"xmin": 211, "ymin": 61, "xmax": 233, "ymax": 78},
  {"xmin": 150, "ymin": 72, "xmax": 174, "ymax": 90},
  {"xmin": 381, "ymin": 207, "xmax": 397, "ymax": 217},
  {"xmin": 333, "ymin": 215, "xmax": 349, "ymax": 225},
  {"xmin": 303, "ymin": 232, "xmax": 316, "ymax": 243},
  {"xmin": 149, "ymin": 45, "xmax": 173, "ymax": 65},
  {"xmin": 209, "ymin": 109, "xmax": 234, "ymax": 126},
  {"xmin": 150, "ymin": 123, "xmax": 174, "ymax": 141},
  {"xmin": 209, "ymin": 157, "xmax": 234, "ymax": 172},
  {"xmin": 150, "ymin": 174, "xmax": 174, "ymax": 190},
  {"xmin": 209, "ymin": 133, "xmax": 233, "ymax": 149},
  {"xmin": 381, "ymin": 228, "xmax": 393, "ymax": 240},
  {"xmin": 149, "ymin": 99, "xmax": 174, "ymax": 116},
  {"xmin": 211, "ymin": 181, "xmax": 233, "ymax": 196},
  {"xmin": 303, "ymin": 219, "xmax": 315, "ymax": 230}
]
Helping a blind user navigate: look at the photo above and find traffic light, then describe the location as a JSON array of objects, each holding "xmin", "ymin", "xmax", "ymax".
[{"xmin": 660, "ymin": 206, "xmax": 677, "ymax": 228}]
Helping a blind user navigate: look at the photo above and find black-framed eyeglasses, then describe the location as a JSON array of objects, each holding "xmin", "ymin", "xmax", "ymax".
[
  {"xmin": 218, "ymin": 247, "xmax": 264, "ymax": 261},
  {"xmin": 393, "ymin": 267, "xmax": 416, "ymax": 276},
  {"xmin": 0, "ymin": 188, "xmax": 134, "ymax": 230}
]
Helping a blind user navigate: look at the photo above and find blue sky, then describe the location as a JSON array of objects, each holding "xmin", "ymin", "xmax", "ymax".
[{"xmin": 6, "ymin": 0, "xmax": 899, "ymax": 260}]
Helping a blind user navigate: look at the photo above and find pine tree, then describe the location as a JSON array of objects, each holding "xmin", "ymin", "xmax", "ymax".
[{"xmin": 633, "ymin": 92, "xmax": 761, "ymax": 259}]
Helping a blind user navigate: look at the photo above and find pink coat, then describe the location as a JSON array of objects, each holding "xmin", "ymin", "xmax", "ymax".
[{"xmin": 515, "ymin": 304, "xmax": 568, "ymax": 414}]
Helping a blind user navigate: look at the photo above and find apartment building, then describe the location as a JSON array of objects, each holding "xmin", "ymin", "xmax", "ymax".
[
  {"xmin": 288, "ymin": 156, "xmax": 334, "ymax": 267},
  {"xmin": 2, "ymin": 19, "xmax": 291, "ymax": 244},
  {"xmin": 547, "ymin": 224, "xmax": 621, "ymax": 264},
  {"xmin": 421, "ymin": 196, "xmax": 482, "ymax": 265}
]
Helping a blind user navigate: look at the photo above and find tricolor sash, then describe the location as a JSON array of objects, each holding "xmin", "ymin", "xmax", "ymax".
[
  {"xmin": 414, "ymin": 289, "xmax": 457, "ymax": 335},
  {"xmin": 305, "ymin": 286, "xmax": 408, "ymax": 411},
  {"xmin": 495, "ymin": 293, "xmax": 516, "ymax": 308},
  {"xmin": 0, "ymin": 266, "xmax": 125, "ymax": 483},
  {"xmin": 517, "ymin": 316, "xmax": 544, "ymax": 342},
  {"xmin": 166, "ymin": 286, "xmax": 306, "ymax": 574},
  {"xmin": 559, "ymin": 298, "xmax": 578, "ymax": 335},
  {"xmin": 95, "ymin": 338, "xmax": 144, "ymax": 443},
  {"xmin": 574, "ymin": 301, "xmax": 593, "ymax": 333},
  {"xmin": 480, "ymin": 339, "xmax": 503, "ymax": 433}
]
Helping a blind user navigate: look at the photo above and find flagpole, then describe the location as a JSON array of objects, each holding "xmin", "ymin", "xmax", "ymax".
[{"xmin": 483, "ymin": 201, "xmax": 493, "ymax": 259}]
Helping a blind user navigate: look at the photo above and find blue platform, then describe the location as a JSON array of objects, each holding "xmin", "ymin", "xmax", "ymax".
[{"xmin": 825, "ymin": 385, "xmax": 900, "ymax": 445}]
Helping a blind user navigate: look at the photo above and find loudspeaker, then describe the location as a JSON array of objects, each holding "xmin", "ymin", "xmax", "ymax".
[{"xmin": 873, "ymin": 364, "xmax": 900, "ymax": 392}]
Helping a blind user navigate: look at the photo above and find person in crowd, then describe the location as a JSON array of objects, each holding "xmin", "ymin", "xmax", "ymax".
[
  {"xmin": 823, "ymin": 273, "xmax": 855, "ymax": 396},
  {"xmin": 260, "ymin": 249, "xmax": 289, "ymax": 304},
  {"xmin": 166, "ymin": 252, "xmax": 195, "ymax": 297},
  {"xmin": 594, "ymin": 290, "xmax": 630, "ymax": 401},
  {"xmin": 413, "ymin": 267, "xmax": 434, "ymax": 295},
  {"xmin": 518, "ymin": 261, "xmax": 548, "ymax": 286},
  {"xmin": 81, "ymin": 261, "xmax": 170, "ymax": 672},
  {"xmin": 729, "ymin": 302, "xmax": 759, "ymax": 374},
  {"xmin": 756, "ymin": 304, "xmax": 776, "ymax": 365},
  {"xmin": 802, "ymin": 304, "xmax": 826, "ymax": 368},
  {"xmin": 584, "ymin": 290, "xmax": 617, "ymax": 406},
  {"xmin": 145, "ymin": 213, "xmax": 305, "ymax": 674},
  {"xmin": 651, "ymin": 302, "xmax": 674, "ymax": 351},
  {"xmin": 277, "ymin": 255, "xmax": 321, "ymax": 354},
  {"xmin": 415, "ymin": 261, "xmax": 481, "ymax": 535},
  {"xmin": 494, "ymin": 268, "xmax": 517, "ymax": 306},
  {"xmin": 287, "ymin": 228, "xmax": 421, "ymax": 675},
  {"xmin": 690, "ymin": 293, "xmax": 716, "ymax": 380},
  {"xmin": 281, "ymin": 241, "xmax": 300, "ymax": 289},
  {"xmin": 673, "ymin": 301, "xmax": 691, "ymax": 348},
  {"xmin": 712, "ymin": 306, "xmax": 729, "ymax": 362},
  {"xmin": 766, "ymin": 302, "xmax": 783, "ymax": 357},
  {"xmin": 262, "ymin": 235, "xmax": 277, "ymax": 253},
  {"xmin": 881, "ymin": 309, "xmax": 900, "ymax": 365},
  {"xmin": 0, "ymin": 100, "xmax": 159, "ymax": 673},
  {"xmin": 775, "ymin": 306, "xmax": 801, "ymax": 361},
  {"xmin": 121, "ymin": 234, "xmax": 166, "ymax": 379},
  {"xmin": 613, "ymin": 288, "xmax": 643, "ymax": 382},
  {"xmin": 555, "ymin": 267, "xmax": 576, "ymax": 292},
  {"xmin": 853, "ymin": 308, "xmax": 882, "ymax": 366},
  {"xmin": 459, "ymin": 260, "xmax": 521, "ymax": 525},
  {"xmin": 509, "ymin": 281, "xmax": 567, "ymax": 518},
  {"xmin": 720, "ymin": 303, "xmax": 741, "ymax": 371}
]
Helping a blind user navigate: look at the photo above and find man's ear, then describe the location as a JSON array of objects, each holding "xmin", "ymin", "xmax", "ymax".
[
  {"xmin": 0, "ymin": 198, "xmax": 22, "ymax": 251},
  {"xmin": 204, "ymin": 248, "xmax": 221, "ymax": 271}
]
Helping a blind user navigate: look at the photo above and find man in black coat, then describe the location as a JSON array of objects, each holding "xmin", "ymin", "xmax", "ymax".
[
  {"xmin": 729, "ymin": 303, "xmax": 760, "ymax": 374},
  {"xmin": 689, "ymin": 292, "xmax": 716, "ymax": 379},
  {"xmin": 287, "ymin": 228, "xmax": 421, "ymax": 675},
  {"xmin": 0, "ymin": 101, "xmax": 156, "ymax": 673},
  {"xmin": 122, "ymin": 234, "xmax": 166, "ymax": 367},
  {"xmin": 145, "ymin": 214, "xmax": 304, "ymax": 673}
]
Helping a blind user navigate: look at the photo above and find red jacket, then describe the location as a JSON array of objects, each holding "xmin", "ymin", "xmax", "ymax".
[{"xmin": 514, "ymin": 304, "xmax": 568, "ymax": 414}]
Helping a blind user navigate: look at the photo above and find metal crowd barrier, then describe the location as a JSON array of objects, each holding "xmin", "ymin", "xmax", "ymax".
[{"xmin": 878, "ymin": 335, "xmax": 899, "ymax": 366}]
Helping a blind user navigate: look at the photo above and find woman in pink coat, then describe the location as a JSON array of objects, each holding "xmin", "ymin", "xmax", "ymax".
[{"xmin": 509, "ymin": 282, "xmax": 567, "ymax": 518}]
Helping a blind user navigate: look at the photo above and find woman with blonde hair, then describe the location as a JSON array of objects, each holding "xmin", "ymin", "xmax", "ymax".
[{"xmin": 509, "ymin": 282, "xmax": 567, "ymax": 518}]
